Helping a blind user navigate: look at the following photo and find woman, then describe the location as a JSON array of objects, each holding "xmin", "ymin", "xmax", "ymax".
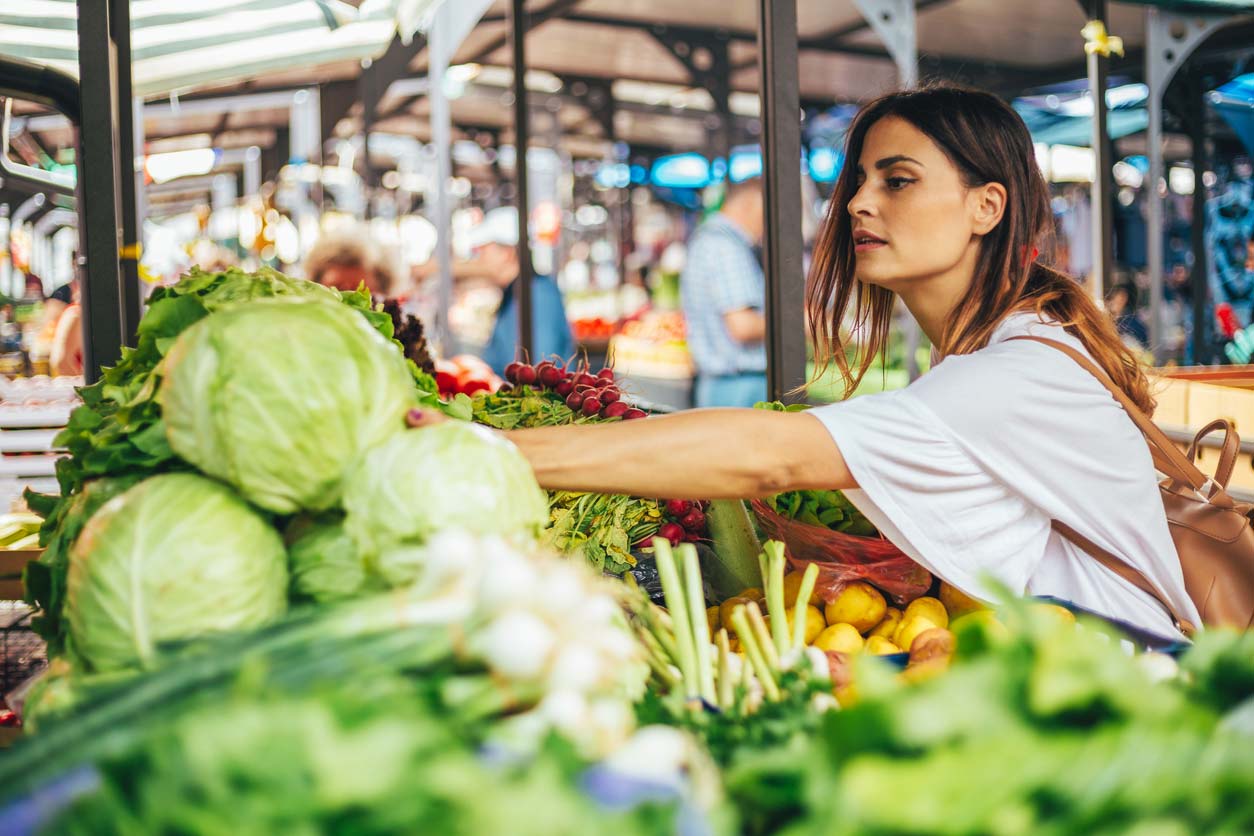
[{"xmin": 411, "ymin": 86, "xmax": 1197, "ymax": 640}]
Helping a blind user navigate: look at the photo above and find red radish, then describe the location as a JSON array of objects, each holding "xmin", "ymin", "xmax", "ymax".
[
  {"xmin": 622, "ymin": 408, "xmax": 647, "ymax": 420},
  {"xmin": 601, "ymin": 401, "xmax": 629, "ymax": 419},
  {"xmin": 683, "ymin": 530, "xmax": 703, "ymax": 543},
  {"xmin": 599, "ymin": 388, "xmax": 621, "ymax": 404},
  {"xmin": 597, "ymin": 368, "xmax": 615, "ymax": 381},
  {"xmin": 435, "ymin": 371, "xmax": 458, "ymax": 393},
  {"xmin": 515, "ymin": 364, "xmax": 538, "ymax": 385},
  {"xmin": 555, "ymin": 380, "xmax": 574, "ymax": 397},
  {"xmin": 538, "ymin": 365, "xmax": 563, "ymax": 388},
  {"xmin": 679, "ymin": 508, "xmax": 706, "ymax": 532},
  {"xmin": 461, "ymin": 380, "xmax": 490, "ymax": 396},
  {"xmin": 504, "ymin": 362, "xmax": 523, "ymax": 383},
  {"xmin": 659, "ymin": 522, "xmax": 684, "ymax": 546},
  {"xmin": 665, "ymin": 498, "xmax": 691, "ymax": 517},
  {"xmin": 581, "ymin": 396, "xmax": 602, "ymax": 415},
  {"xmin": 566, "ymin": 391, "xmax": 585, "ymax": 410},
  {"xmin": 575, "ymin": 373, "xmax": 599, "ymax": 387}
]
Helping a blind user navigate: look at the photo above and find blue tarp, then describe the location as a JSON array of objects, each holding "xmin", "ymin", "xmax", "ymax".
[{"xmin": 1212, "ymin": 74, "xmax": 1254, "ymax": 157}]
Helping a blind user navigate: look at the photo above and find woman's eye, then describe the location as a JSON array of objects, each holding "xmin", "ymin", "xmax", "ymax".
[{"xmin": 885, "ymin": 177, "xmax": 914, "ymax": 190}]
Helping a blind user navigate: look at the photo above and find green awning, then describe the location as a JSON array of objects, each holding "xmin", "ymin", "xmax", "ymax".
[{"xmin": 0, "ymin": 0, "xmax": 441, "ymax": 98}]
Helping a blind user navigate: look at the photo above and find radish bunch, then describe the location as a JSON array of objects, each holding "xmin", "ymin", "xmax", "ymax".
[
  {"xmin": 656, "ymin": 498, "xmax": 710, "ymax": 546},
  {"xmin": 504, "ymin": 360, "xmax": 647, "ymax": 422}
]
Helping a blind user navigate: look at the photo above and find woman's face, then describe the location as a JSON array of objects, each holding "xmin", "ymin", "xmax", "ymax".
[{"xmin": 847, "ymin": 116, "xmax": 993, "ymax": 292}]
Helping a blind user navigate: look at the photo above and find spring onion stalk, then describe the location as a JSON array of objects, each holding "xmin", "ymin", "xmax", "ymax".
[
  {"xmin": 765, "ymin": 541, "xmax": 789, "ymax": 656},
  {"xmin": 745, "ymin": 601, "xmax": 779, "ymax": 670},
  {"xmin": 646, "ymin": 604, "xmax": 682, "ymax": 664},
  {"xmin": 653, "ymin": 537, "xmax": 699, "ymax": 699},
  {"xmin": 731, "ymin": 605, "xmax": 780, "ymax": 701},
  {"xmin": 791, "ymin": 562, "xmax": 820, "ymax": 652},
  {"xmin": 716, "ymin": 628, "xmax": 734, "ymax": 710},
  {"xmin": 680, "ymin": 544, "xmax": 717, "ymax": 704}
]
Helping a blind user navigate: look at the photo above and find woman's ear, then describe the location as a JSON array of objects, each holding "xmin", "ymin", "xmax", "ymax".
[{"xmin": 970, "ymin": 182, "xmax": 1007, "ymax": 235}]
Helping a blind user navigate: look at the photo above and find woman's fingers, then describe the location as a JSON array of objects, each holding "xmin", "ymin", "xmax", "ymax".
[{"xmin": 406, "ymin": 408, "xmax": 447, "ymax": 429}]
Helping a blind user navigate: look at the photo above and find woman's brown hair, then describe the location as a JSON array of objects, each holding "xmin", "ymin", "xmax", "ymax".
[{"xmin": 805, "ymin": 84, "xmax": 1155, "ymax": 415}]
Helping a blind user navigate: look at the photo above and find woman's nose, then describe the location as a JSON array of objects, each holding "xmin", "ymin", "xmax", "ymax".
[{"xmin": 847, "ymin": 184, "xmax": 874, "ymax": 217}]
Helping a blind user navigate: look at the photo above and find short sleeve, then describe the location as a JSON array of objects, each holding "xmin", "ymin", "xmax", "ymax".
[{"xmin": 808, "ymin": 390, "xmax": 1052, "ymax": 602}]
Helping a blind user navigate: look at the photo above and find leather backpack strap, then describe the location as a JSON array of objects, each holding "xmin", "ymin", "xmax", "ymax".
[
  {"xmin": 1005, "ymin": 335, "xmax": 1199, "ymax": 636},
  {"xmin": 1005, "ymin": 336, "xmax": 1222, "ymax": 501},
  {"xmin": 1050, "ymin": 520, "xmax": 1195, "ymax": 636},
  {"xmin": 1187, "ymin": 418, "xmax": 1239, "ymax": 489}
]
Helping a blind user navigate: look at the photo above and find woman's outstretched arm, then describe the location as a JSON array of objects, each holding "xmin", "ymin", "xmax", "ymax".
[{"xmin": 503, "ymin": 408, "xmax": 855, "ymax": 500}]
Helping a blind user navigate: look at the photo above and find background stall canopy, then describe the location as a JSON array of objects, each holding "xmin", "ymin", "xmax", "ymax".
[
  {"xmin": 0, "ymin": 0, "xmax": 445, "ymax": 98},
  {"xmin": 1212, "ymin": 73, "xmax": 1254, "ymax": 156}
]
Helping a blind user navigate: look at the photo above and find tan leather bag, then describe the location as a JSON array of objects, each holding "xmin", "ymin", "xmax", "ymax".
[{"xmin": 1009, "ymin": 336, "xmax": 1254, "ymax": 634}]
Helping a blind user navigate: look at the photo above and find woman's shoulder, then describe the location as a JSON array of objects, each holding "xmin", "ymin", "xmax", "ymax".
[{"xmin": 909, "ymin": 314, "xmax": 1109, "ymax": 424}]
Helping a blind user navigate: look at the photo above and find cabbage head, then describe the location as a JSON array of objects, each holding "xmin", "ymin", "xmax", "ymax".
[
  {"xmin": 343, "ymin": 423, "xmax": 547, "ymax": 555},
  {"xmin": 161, "ymin": 298, "xmax": 415, "ymax": 513},
  {"xmin": 287, "ymin": 516, "xmax": 383, "ymax": 604},
  {"xmin": 66, "ymin": 473, "xmax": 288, "ymax": 672}
]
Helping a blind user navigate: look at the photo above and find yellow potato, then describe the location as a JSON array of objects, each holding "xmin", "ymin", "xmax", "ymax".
[
  {"xmin": 719, "ymin": 597, "xmax": 751, "ymax": 632},
  {"xmin": 706, "ymin": 606, "xmax": 721, "ymax": 635},
  {"xmin": 781, "ymin": 573, "xmax": 820, "ymax": 607},
  {"xmin": 904, "ymin": 596, "xmax": 949, "ymax": 629},
  {"xmin": 908, "ymin": 627, "xmax": 955, "ymax": 667},
  {"xmin": 868, "ymin": 607, "xmax": 903, "ymax": 639},
  {"xmin": 813, "ymin": 622, "xmax": 865, "ymax": 655},
  {"xmin": 764, "ymin": 605, "xmax": 826, "ymax": 645},
  {"xmin": 894, "ymin": 615, "xmax": 941, "ymax": 653},
  {"xmin": 864, "ymin": 635, "xmax": 903, "ymax": 655},
  {"xmin": 737, "ymin": 587, "xmax": 766, "ymax": 603},
  {"xmin": 1031, "ymin": 602, "xmax": 1078, "ymax": 626},
  {"xmin": 939, "ymin": 581, "xmax": 986, "ymax": 618},
  {"xmin": 824, "ymin": 582, "xmax": 887, "ymax": 634}
]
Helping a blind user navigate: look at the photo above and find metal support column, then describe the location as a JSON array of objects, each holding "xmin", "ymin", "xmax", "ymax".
[
  {"xmin": 76, "ymin": 0, "xmax": 126, "ymax": 379},
  {"xmin": 510, "ymin": 0, "xmax": 534, "ymax": 361},
  {"xmin": 757, "ymin": 0, "xmax": 806, "ymax": 402},
  {"xmin": 109, "ymin": 0, "xmax": 142, "ymax": 340},
  {"xmin": 1188, "ymin": 71, "xmax": 1211, "ymax": 364},
  {"xmin": 1145, "ymin": 9, "xmax": 1230, "ymax": 363},
  {"xmin": 1083, "ymin": 0, "xmax": 1115, "ymax": 304},
  {"xmin": 855, "ymin": 0, "xmax": 920, "ymax": 379}
]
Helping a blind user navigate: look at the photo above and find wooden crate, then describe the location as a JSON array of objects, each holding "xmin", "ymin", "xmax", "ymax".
[{"xmin": 0, "ymin": 550, "xmax": 38, "ymax": 601}]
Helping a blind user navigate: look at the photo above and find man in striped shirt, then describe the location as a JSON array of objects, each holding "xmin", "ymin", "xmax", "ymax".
[{"xmin": 680, "ymin": 178, "xmax": 768, "ymax": 407}]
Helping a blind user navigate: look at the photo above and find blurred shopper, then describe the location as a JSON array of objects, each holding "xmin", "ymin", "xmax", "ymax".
[
  {"xmin": 50, "ymin": 278, "xmax": 82, "ymax": 376},
  {"xmin": 472, "ymin": 208, "xmax": 574, "ymax": 375},
  {"xmin": 1107, "ymin": 282, "xmax": 1148, "ymax": 350},
  {"xmin": 304, "ymin": 233, "xmax": 395, "ymax": 298},
  {"xmin": 680, "ymin": 177, "xmax": 767, "ymax": 407}
]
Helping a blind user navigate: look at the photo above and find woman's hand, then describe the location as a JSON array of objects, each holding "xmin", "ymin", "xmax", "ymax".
[{"xmin": 405, "ymin": 407, "xmax": 448, "ymax": 429}]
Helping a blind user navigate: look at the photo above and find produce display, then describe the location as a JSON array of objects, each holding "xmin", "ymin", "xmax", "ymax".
[{"xmin": 4, "ymin": 266, "xmax": 1253, "ymax": 835}]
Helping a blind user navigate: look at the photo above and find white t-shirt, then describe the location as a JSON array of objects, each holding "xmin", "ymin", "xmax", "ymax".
[{"xmin": 809, "ymin": 312, "xmax": 1200, "ymax": 640}]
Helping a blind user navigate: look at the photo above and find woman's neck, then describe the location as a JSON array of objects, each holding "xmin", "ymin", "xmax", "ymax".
[{"xmin": 893, "ymin": 246, "xmax": 981, "ymax": 350}]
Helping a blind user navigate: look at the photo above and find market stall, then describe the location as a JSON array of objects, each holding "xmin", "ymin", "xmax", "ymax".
[{"xmin": 0, "ymin": 2, "xmax": 1253, "ymax": 831}]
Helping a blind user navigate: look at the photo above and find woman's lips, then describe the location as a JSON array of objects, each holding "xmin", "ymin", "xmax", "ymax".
[{"xmin": 854, "ymin": 240, "xmax": 886, "ymax": 253}]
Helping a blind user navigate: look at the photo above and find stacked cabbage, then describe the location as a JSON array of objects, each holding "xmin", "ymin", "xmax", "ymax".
[{"xmin": 43, "ymin": 270, "xmax": 547, "ymax": 678}]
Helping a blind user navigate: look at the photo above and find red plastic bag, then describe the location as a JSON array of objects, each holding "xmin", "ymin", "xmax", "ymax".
[{"xmin": 750, "ymin": 500, "xmax": 932, "ymax": 606}]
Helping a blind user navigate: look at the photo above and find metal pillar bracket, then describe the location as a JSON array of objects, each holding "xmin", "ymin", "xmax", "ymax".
[
  {"xmin": 559, "ymin": 75, "xmax": 616, "ymax": 141},
  {"xmin": 854, "ymin": 0, "xmax": 918, "ymax": 88},
  {"xmin": 1145, "ymin": 8, "xmax": 1244, "ymax": 362},
  {"xmin": 648, "ymin": 26, "xmax": 733, "ymax": 155}
]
